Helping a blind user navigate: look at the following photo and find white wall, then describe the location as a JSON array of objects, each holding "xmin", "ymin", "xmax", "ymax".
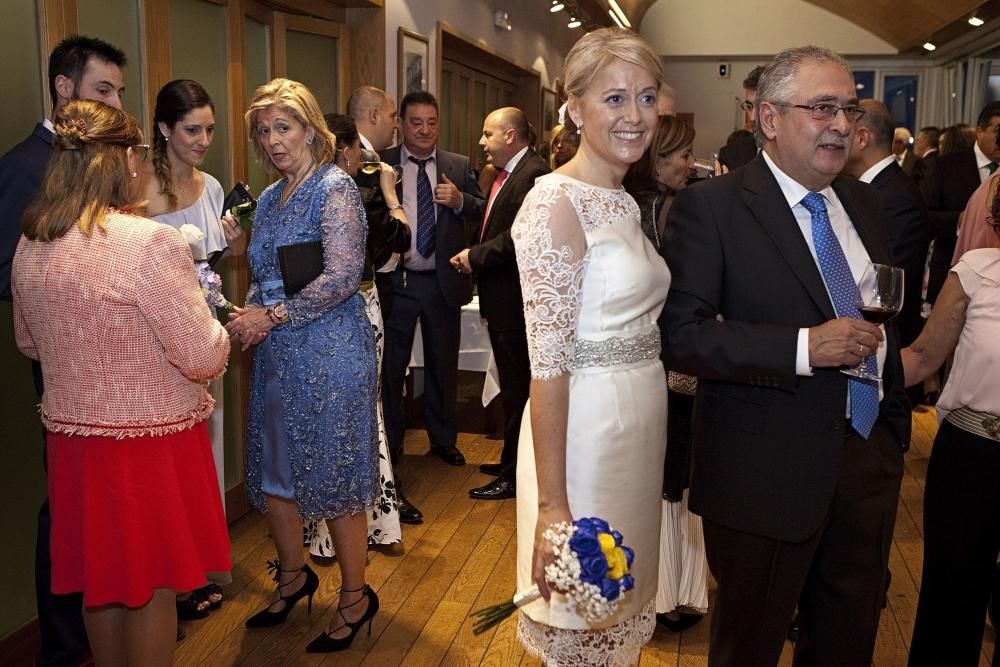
[
  {"xmin": 641, "ymin": 0, "xmax": 897, "ymax": 57},
  {"xmin": 386, "ymin": 0, "xmax": 580, "ymax": 102}
]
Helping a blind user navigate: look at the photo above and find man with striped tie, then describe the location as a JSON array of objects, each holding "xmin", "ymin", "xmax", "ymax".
[
  {"xmin": 380, "ymin": 91, "xmax": 485, "ymax": 471},
  {"xmin": 660, "ymin": 46, "xmax": 910, "ymax": 666}
]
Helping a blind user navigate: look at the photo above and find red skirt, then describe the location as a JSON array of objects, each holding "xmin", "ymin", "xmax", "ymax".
[{"xmin": 47, "ymin": 421, "xmax": 231, "ymax": 608}]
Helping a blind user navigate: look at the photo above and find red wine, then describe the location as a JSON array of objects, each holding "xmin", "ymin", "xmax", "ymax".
[{"xmin": 859, "ymin": 306, "xmax": 897, "ymax": 324}]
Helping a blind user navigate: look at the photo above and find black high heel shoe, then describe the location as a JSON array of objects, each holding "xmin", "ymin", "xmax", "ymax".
[
  {"xmin": 245, "ymin": 560, "xmax": 319, "ymax": 628},
  {"xmin": 305, "ymin": 584, "xmax": 380, "ymax": 653}
]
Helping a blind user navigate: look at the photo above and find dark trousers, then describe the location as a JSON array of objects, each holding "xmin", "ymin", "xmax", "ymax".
[
  {"xmin": 382, "ymin": 269, "xmax": 461, "ymax": 461},
  {"xmin": 374, "ymin": 271, "xmax": 394, "ymax": 321},
  {"xmin": 485, "ymin": 325, "xmax": 530, "ymax": 479},
  {"xmin": 32, "ymin": 360, "xmax": 88, "ymax": 667},
  {"xmin": 909, "ymin": 420, "xmax": 1000, "ymax": 667},
  {"xmin": 664, "ymin": 390, "xmax": 694, "ymax": 501},
  {"xmin": 704, "ymin": 424, "xmax": 903, "ymax": 667}
]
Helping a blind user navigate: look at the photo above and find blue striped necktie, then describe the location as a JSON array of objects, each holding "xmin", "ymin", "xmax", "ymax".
[
  {"xmin": 800, "ymin": 192, "xmax": 878, "ymax": 439},
  {"xmin": 409, "ymin": 156, "xmax": 436, "ymax": 258}
]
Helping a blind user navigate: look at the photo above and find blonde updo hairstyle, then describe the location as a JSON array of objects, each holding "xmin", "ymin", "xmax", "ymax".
[
  {"xmin": 563, "ymin": 28, "xmax": 664, "ymax": 133},
  {"xmin": 245, "ymin": 78, "xmax": 336, "ymax": 176},
  {"xmin": 23, "ymin": 99, "xmax": 143, "ymax": 241}
]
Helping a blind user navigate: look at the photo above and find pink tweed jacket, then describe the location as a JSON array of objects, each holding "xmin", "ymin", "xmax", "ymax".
[{"xmin": 12, "ymin": 210, "xmax": 230, "ymax": 438}]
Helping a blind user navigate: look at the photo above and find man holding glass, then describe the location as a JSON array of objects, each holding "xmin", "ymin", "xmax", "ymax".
[{"xmin": 661, "ymin": 46, "xmax": 910, "ymax": 666}]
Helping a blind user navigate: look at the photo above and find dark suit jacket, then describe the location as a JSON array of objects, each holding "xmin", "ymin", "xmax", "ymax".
[
  {"xmin": 353, "ymin": 169, "xmax": 411, "ymax": 279},
  {"xmin": 717, "ymin": 132, "xmax": 758, "ymax": 172},
  {"xmin": 922, "ymin": 148, "xmax": 980, "ymax": 257},
  {"xmin": 899, "ymin": 150, "xmax": 916, "ymax": 176},
  {"xmin": 468, "ymin": 149, "xmax": 548, "ymax": 330},
  {"xmin": 911, "ymin": 150, "xmax": 937, "ymax": 188},
  {"xmin": 868, "ymin": 160, "xmax": 930, "ymax": 347},
  {"xmin": 380, "ymin": 145, "xmax": 485, "ymax": 308},
  {"xmin": 0, "ymin": 123, "xmax": 53, "ymax": 300},
  {"xmin": 659, "ymin": 154, "xmax": 910, "ymax": 543}
]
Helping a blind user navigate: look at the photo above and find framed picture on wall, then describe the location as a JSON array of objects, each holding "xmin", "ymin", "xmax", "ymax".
[
  {"xmin": 398, "ymin": 28, "xmax": 429, "ymax": 103},
  {"xmin": 542, "ymin": 87, "xmax": 557, "ymax": 138}
]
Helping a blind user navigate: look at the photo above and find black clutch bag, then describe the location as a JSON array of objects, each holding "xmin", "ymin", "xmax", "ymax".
[{"xmin": 277, "ymin": 241, "xmax": 323, "ymax": 296}]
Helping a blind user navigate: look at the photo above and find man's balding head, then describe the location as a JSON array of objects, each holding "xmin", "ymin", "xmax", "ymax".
[
  {"xmin": 479, "ymin": 107, "xmax": 531, "ymax": 170},
  {"xmin": 844, "ymin": 99, "xmax": 895, "ymax": 177},
  {"xmin": 347, "ymin": 85, "xmax": 397, "ymax": 150}
]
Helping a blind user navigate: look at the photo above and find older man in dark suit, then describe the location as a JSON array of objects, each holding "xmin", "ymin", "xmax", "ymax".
[
  {"xmin": 450, "ymin": 107, "xmax": 548, "ymax": 500},
  {"xmin": 380, "ymin": 91, "xmax": 485, "ymax": 469},
  {"xmin": 0, "ymin": 34, "xmax": 126, "ymax": 667},
  {"xmin": 661, "ymin": 46, "xmax": 910, "ymax": 666},
  {"xmin": 922, "ymin": 101, "xmax": 1000, "ymax": 304}
]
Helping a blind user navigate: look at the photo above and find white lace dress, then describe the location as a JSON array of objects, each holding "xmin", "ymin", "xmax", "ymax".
[{"xmin": 512, "ymin": 174, "xmax": 670, "ymax": 666}]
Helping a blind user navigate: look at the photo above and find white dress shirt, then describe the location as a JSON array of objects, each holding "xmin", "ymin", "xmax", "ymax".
[
  {"xmin": 859, "ymin": 155, "xmax": 896, "ymax": 184},
  {"xmin": 760, "ymin": 151, "xmax": 886, "ymax": 396},
  {"xmin": 399, "ymin": 144, "xmax": 440, "ymax": 271},
  {"xmin": 358, "ymin": 132, "xmax": 374, "ymax": 152},
  {"xmin": 974, "ymin": 142, "xmax": 996, "ymax": 184}
]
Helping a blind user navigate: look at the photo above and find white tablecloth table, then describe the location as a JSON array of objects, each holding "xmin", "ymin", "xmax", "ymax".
[{"xmin": 409, "ymin": 295, "xmax": 500, "ymax": 406}]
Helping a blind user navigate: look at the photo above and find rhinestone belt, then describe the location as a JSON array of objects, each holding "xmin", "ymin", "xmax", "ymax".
[
  {"xmin": 946, "ymin": 406, "xmax": 1000, "ymax": 442},
  {"xmin": 573, "ymin": 329, "xmax": 660, "ymax": 369}
]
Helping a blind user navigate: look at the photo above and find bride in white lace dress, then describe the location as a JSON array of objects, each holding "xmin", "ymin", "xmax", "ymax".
[{"xmin": 511, "ymin": 28, "xmax": 669, "ymax": 666}]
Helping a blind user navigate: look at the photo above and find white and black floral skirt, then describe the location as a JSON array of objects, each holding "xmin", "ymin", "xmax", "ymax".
[{"xmin": 304, "ymin": 286, "xmax": 402, "ymax": 553}]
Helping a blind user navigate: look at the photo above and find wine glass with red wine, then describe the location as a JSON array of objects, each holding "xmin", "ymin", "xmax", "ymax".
[{"xmin": 842, "ymin": 263, "xmax": 904, "ymax": 382}]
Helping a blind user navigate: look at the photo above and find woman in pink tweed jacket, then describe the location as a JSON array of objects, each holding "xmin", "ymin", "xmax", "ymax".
[{"xmin": 12, "ymin": 99, "xmax": 231, "ymax": 666}]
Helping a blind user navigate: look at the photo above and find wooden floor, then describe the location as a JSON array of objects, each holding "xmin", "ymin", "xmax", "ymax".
[{"xmin": 175, "ymin": 407, "xmax": 996, "ymax": 666}]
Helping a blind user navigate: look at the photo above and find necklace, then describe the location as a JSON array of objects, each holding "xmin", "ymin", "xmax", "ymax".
[{"xmin": 281, "ymin": 160, "xmax": 317, "ymax": 205}]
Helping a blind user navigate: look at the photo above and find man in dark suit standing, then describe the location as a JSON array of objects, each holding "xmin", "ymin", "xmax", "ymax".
[
  {"xmin": 450, "ymin": 107, "xmax": 548, "ymax": 500},
  {"xmin": 717, "ymin": 65, "xmax": 764, "ymax": 172},
  {"xmin": 0, "ymin": 35, "xmax": 126, "ymax": 667},
  {"xmin": 844, "ymin": 99, "xmax": 930, "ymax": 353},
  {"xmin": 661, "ymin": 46, "xmax": 910, "ymax": 666},
  {"xmin": 892, "ymin": 127, "xmax": 917, "ymax": 176},
  {"xmin": 922, "ymin": 101, "xmax": 1000, "ymax": 304},
  {"xmin": 910, "ymin": 125, "xmax": 940, "ymax": 188},
  {"xmin": 380, "ymin": 91, "xmax": 485, "ymax": 469}
]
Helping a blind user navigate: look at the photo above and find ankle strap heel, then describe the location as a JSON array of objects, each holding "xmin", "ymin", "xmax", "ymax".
[{"xmin": 244, "ymin": 560, "xmax": 319, "ymax": 629}]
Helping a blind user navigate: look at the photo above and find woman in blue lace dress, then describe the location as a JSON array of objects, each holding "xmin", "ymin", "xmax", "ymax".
[{"xmin": 225, "ymin": 78, "xmax": 379, "ymax": 654}]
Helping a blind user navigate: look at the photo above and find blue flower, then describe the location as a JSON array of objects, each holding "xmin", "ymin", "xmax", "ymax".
[
  {"xmin": 577, "ymin": 517, "xmax": 610, "ymax": 533},
  {"xmin": 569, "ymin": 529, "xmax": 601, "ymax": 557},
  {"xmin": 579, "ymin": 553, "xmax": 608, "ymax": 585},
  {"xmin": 621, "ymin": 574, "xmax": 635, "ymax": 591},
  {"xmin": 622, "ymin": 545, "xmax": 634, "ymax": 568},
  {"xmin": 611, "ymin": 530, "xmax": 624, "ymax": 546},
  {"xmin": 600, "ymin": 577, "xmax": 621, "ymax": 601}
]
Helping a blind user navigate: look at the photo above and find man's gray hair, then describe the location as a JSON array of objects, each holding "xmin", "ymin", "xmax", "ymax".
[{"xmin": 753, "ymin": 45, "xmax": 852, "ymax": 147}]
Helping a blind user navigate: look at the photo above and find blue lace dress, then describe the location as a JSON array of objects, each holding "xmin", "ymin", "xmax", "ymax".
[{"xmin": 245, "ymin": 164, "xmax": 379, "ymax": 520}]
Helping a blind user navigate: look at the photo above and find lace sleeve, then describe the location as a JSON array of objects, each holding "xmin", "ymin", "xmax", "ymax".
[
  {"xmin": 285, "ymin": 171, "xmax": 366, "ymax": 328},
  {"xmin": 512, "ymin": 181, "xmax": 587, "ymax": 380}
]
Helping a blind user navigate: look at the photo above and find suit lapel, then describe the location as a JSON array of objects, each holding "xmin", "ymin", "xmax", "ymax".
[
  {"xmin": 742, "ymin": 156, "xmax": 836, "ymax": 320},
  {"xmin": 833, "ymin": 176, "xmax": 887, "ymax": 265},
  {"xmin": 484, "ymin": 150, "xmax": 533, "ymax": 234}
]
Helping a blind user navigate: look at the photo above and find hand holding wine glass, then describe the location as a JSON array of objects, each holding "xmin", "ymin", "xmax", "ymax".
[{"xmin": 843, "ymin": 263, "xmax": 904, "ymax": 382}]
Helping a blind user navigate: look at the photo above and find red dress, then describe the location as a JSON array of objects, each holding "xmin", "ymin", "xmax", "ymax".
[{"xmin": 47, "ymin": 420, "xmax": 231, "ymax": 607}]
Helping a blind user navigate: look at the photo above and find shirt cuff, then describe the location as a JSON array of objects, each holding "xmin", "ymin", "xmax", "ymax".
[{"xmin": 796, "ymin": 328, "xmax": 814, "ymax": 376}]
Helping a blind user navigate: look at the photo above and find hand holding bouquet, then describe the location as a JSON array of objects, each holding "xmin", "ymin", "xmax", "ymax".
[
  {"xmin": 195, "ymin": 261, "xmax": 235, "ymax": 310},
  {"xmin": 470, "ymin": 517, "xmax": 635, "ymax": 634}
]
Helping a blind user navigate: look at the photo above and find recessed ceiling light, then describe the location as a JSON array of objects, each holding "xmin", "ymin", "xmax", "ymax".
[
  {"xmin": 969, "ymin": 16, "xmax": 985, "ymax": 27},
  {"xmin": 550, "ymin": 1, "xmax": 564, "ymax": 12},
  {"xmin": 608, "ymin": 0, "xmax": 632, "ymax": 28},
  {"xmin": 568, "ymin": 17, "xmax": 582, "ymax": 28},
  {"xmin": 923, "ymin": 42, "xmax": 937, "ymax": 51}
]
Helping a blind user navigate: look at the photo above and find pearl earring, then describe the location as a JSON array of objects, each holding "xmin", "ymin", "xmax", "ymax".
[
  {"xmin": 131, "ymin": 171, "xmax": 138, "ymax": 178},
  {"xmin": 346, "ymin": 158, "xmax": 351, "ymax": 168}
]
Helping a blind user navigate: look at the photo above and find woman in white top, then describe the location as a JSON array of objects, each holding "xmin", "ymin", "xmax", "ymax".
[
  {"xmin": 140, "ymin": 79, "xmax": 246, "ymax": 618},
  {"xmin": 511, "ymin": 28, "xmax": 669, "ymax": 666},
  {"xmin": 902, "ymin": 213, "xmax": 1000, "ymax": 665}
]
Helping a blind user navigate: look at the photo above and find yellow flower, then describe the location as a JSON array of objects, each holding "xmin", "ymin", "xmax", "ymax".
[
  {"xmin": 598, "ymin": 533, "xmax": 617, "ymax": 557},
  {"xmin": 607, "ymin": 547, "xmax": 628, "ymax": 580}
]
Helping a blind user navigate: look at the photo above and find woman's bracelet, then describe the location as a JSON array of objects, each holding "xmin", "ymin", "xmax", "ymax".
[{"xmin": 387, "ymin": 204, "xmax": 403, "ymax": 211}]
